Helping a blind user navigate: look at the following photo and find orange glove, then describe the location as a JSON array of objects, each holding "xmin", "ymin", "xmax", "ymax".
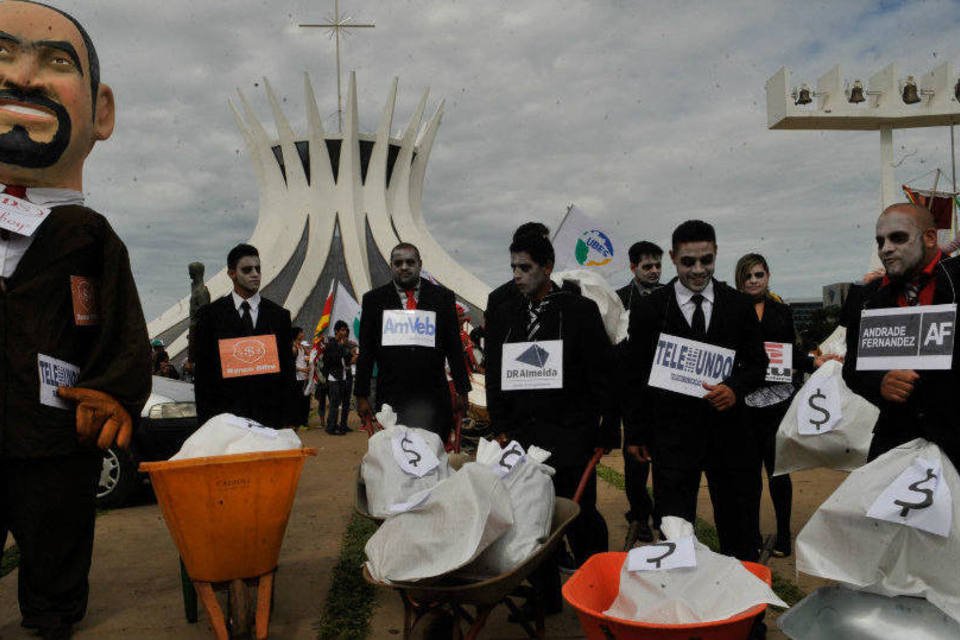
[{"xmin": 56, "ymin": 387, "xmax": 133, "ymax": 450}]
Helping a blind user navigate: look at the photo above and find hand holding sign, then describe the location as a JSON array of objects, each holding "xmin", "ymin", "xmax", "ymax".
[
  {"xmin": 880, "ymin": 370, "xmax": 919, "ymax": 403},
  {"xmin": 626, "ymin": 535, "xmax": 696, "ymax": 572},
  {"xmin": 702, "ymin": 383, "xmax": 736, "ymax": 411},
  {"xmin": 57, "ymin": 387, "xmax": 133, "ymax": 450}
]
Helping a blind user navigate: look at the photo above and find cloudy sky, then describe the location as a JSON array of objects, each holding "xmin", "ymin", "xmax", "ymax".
[{"xmin": 46, "ymin": 0, "xmax": 960, "ymax": 320}]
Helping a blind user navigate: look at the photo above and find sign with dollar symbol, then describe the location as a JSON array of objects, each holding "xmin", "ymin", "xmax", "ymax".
[
  {"xmin": 391, "ymin": 429, "xmax": 440, "ymax": 478},
  {"xmin": 627, "ymin": 535, "xmax": 696, "ymax": 572},
  {"xmin": 867, "ymin": 456, "xmax": 953, "ymax": 537},
  {"xmin": 797, "ymin": 373, "xmax": 842, "ymax": 435},
  {"xmin": 495, "ymin": 441, "xmax": 526, "ymax": 476}
]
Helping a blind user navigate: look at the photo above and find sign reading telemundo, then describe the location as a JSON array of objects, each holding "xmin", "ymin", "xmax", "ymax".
[
  {"xmin": 856, "ymin": 303, "xmax": 956, "ymax": 370},
  {"xmin": 501, "ymin": 340, "xmax": 564, "ymax": 391},
  {"xmin": 648, "ymin": 333, "xmax": 736, "ymax": 398}
]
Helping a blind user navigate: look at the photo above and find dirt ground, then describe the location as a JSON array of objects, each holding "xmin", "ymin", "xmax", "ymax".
[{"xmin": 0, "ymin": 412, "xmax": 846, "ymax": 640}]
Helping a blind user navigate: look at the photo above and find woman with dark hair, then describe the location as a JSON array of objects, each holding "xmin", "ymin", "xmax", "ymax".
[{"xmin": 735, "ymin": 253, "xmax": 821, "ymax": 558}]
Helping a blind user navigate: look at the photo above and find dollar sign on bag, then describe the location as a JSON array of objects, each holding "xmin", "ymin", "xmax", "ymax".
[
  {"xmin": 499, "ymin": 444, "xmax": 523, "ymax": 471},
  {"xmin": 806, "ymin": 389, "xmax": 831, "ymax": 431},
  {"xmin": 645, "ymin": 542, "xmax": 677, "ymax": 569},
  {"xmin": 400, "ymin": 435, "xmax": 421, "ymax": 467},
  {"xmin": 893, "ymin": 468, "xmax": 936, "ymax": 517}
]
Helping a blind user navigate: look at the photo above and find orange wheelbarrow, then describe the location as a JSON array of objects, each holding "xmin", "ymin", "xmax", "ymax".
[{"xmin": 140, "ymin": 448, "xmax": 317, "ymax": 639}]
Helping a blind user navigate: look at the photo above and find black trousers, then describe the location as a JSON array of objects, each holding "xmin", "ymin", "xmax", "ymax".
[
  {"xmin": 652, "ymin": 463, "xmax": 760, "ymax": 562},
  {"xmin": 747, "ymin": 403, "xmax": 792, "ymax": 543},
  {"xmin": 0, "ymin": 454, "xmax": 100, "ymax": 629},
  {"xmin": 623, "ymin": 451, "xmax": 657, "ymax": 526},
  {"xmin": 327, "ymin": 380, "xmax": 350, "ymax": 431}
]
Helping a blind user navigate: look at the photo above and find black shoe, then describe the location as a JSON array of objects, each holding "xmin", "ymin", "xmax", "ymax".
[
  {"xmin": 38, "ymin": 624, "xmax": 73, "ymax": 640},
  {"xmin": 637, "ymin": 521, "xmax": 654, "ymax": 543},
  {"xmin": 772, "ymin": 535, "xmax": 792, "ymax": 558},
  {"xmin": 340, "ymin": 426, "xmax": 353, "ymax": 433}
]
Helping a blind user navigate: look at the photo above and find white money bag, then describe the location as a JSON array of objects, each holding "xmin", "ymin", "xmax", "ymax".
[
  {"xmin": 774, "ymin": 360, "xmax": 879, "ymax": 475},
  {"xmin": 796, "ymin": 439, "xmax": 960, "ymax": 624}
]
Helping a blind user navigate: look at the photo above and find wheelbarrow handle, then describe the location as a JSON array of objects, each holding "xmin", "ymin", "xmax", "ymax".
[
  {"xmin": 572, "ymin": 448, "xmax": 605, "ymax": 505},
  {"xmin": 360, "ymin": 415, "xmax": 383, "ymax": 438}
]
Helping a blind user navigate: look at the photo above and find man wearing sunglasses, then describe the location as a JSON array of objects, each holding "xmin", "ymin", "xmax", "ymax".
[
  {"xmin": 623, "ymin": 220, "xmax": 767, "ymax": 562},
  {"xmin": 193, "ymin": 243, "xmax": 298, "ymax": 429}
]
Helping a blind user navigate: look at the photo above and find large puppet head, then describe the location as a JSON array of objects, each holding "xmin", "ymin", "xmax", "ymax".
[{"xmin": 0, "ymin": 0, "xmax": 114, "ymax": 190}]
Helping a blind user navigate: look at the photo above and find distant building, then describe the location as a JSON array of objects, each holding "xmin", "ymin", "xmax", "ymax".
[
  {"xmin": 822, "ymin": 282, "xmax": 852, "ymax": 309},
  {"xmin": 787, "ymin": 298, "xmax": 822, "ymax": 333}
]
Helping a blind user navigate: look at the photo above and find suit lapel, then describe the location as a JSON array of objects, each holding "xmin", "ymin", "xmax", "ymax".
[{"xmin": 706, "ymin": 281, "xmax": 723, "ymax": 342}]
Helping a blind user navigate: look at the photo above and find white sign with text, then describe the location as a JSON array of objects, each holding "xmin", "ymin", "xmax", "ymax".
[
  {"xmin": 381, "ymin": 309, "xmax": 437, "ymax": 348},
  {"xmin": 501, "ymin": 340, "xmax": 564, "ymax": 391},
  {"xmin": 648, "ymin": 333, "xmax": 736, "ymax": 398},
  {"xmin": 627, "ymin": 536, "xmax": 697, "ymax": 572},
  {"xmin": 857, "ymin": 304, "xmax": 956, "ymax": 370},
  {"xmin": 37, "ymin": 354, "xmax": 79, "ymax": 410},
  {"xmin": 764, "ymin": 341, "xmax": 793, "ymax": 383}
]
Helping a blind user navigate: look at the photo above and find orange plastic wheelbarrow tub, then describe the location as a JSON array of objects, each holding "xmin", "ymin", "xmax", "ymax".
[
  {"xmin": 562, "ymin": 551, "xmax": 772, "ymax": 640},
  {"xmin": 140, "ymin": 448, "xmax": 316, "ymax": 639}
]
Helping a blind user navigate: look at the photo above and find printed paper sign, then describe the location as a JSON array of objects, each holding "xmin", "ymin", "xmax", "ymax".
[
  {"xmin": 70, "ymin": 276, "xmax": 99, "ymax": 326},
  {"xmin": 797, "ymin": 374, "xmax": 842, "ymax": 435},
  {"xmin": 0, "ymin": 193, "xmax": 51, "ymax": 237},
  {"xmin": 647, "ymin": 333, "xmax": 736, "ymax": 398},
  {"xmin": 37, "ymin": 354, "xmax": 80, "ymax": 409},
  {"xmin": 627, "ymin": 536, "xmax": 697, "ymax": 572},
  {"xmin": 218, "ymin": 334, "xmax": 280, "ymax": 378},
  {"xmin": 867, "ymin": 456, "xmax": 952, "ymax": 537},
  {"xmin": 391, "ymin": 429, "xmax": 440, "ymax": 478},
  {"xmin": 494, "ymin": 440, "xmax": 527, "ymax": 477},
  {"xmin": 857, "ymin": 304, "xmax": 956, "ymax": 370},
  {"xmin": 381, "ymin": 309, "xmax": 437, "ymax": 348},
  {"xmin": 501, "ymin": 340, "xmax": 564, "ymax": 391},
  {"xmin": 764, "ymin": 341, "xmax": 793, "ymax": 383}
]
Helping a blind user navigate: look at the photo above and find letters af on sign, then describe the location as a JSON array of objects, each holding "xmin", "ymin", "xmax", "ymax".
[
  {"xmin": 857, "ymin": 303, "xmax": 956, "ymax": 370},
  {"xmin": 381, "ymin": 309, "xmax": 437, "ymax": 348},
  {"xmin": 647, "ymin": 333, "xmax": 736, "ymax": 398}
]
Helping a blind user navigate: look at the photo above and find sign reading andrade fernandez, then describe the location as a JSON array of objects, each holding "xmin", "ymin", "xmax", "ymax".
[
  {"xmin": 381, "ymin": 309, "xmax": 437, "ymax": 348},
  {"xmin": 856, "ymin": 303, "xmax": 956, "ymax": 371},
  {"xmin": 648, "ymin": 333, "xmax": 736, "ymax": 398}
]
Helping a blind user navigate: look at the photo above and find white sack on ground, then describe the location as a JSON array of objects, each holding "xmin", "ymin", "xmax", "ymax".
[
  {"xmin": 360, "ymin": 404, "xmax": 450, "ymax": 518},
  {"xmin": 797, "ymin": 439, "xmax": 960, "ymax": 623},
  {"xmin": 604, "ymin": 517, "xmax": 786, "ymax": 624},
  {"xmin": 462, "ymin": 439, "xmax": 556, "ymax": 577},
  {"xmin": 774, "ymin": 360, "xmax": 878, "ymax": 476},
  {"xmin": 170, "ymin": 413, "xmax": 301, "ymax": 460},
  {"xmin": 818, "ymin": 325, "xmax": 847, "ymax": 358},
  {"xmin": 364, "ymin": 462, "xmax": 513, "ymax": 583},
  {"xmin": 552, "ymin": 269, "xmax": 628, "ymax": 343}
]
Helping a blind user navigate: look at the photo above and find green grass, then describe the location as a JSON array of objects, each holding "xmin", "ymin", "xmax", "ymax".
[
  {"xmin": 1, "ymin": 545, "xmax": 19, "ymax": 578},
  {"xmin": 315, "ymin": 514, "xmax": 379, "ymax": 640},
  {"xmin": 597, "ymin": 462, "xmax": 803, "ymax": 605}
]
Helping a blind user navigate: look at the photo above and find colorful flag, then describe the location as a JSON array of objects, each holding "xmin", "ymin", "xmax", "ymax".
[
  {"xmin": 551, "ymin": 204, "xmax": 629, "ymax": 279},
  {"xmin": 330, "ymin": 282, "xmax": 363, "ymax": 341},
  {"xmin": 313, "ymin": 280, "xmax": 335, "ymax": 347}
]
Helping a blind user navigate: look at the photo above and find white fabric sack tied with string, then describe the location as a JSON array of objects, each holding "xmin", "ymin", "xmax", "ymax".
[
  {"xmin": 360, "ymin": 404, "xmax": 451, "ymax": 518},
  {"xmin": 797, "ymin": 439, "xmax": 960, "ymax": 624},
  {"xmin": 604, "ymin": 517, "xmax": 786, "ymax": 624},
  {"xmin": 551, "ymin": 269, "xmax": 629, "ymax": 344},
  {"xmin": 364, "ymin": 462, "xmax": 513, "ymax": 584},
  {"xmin": 818, "ymin": 325, "xmax": 847, "ymax": 358},
  {"xmin": 774, "ymin": 359, "xmax": 879, "ymax": 476},
  {"xmin": 170, "ymin": 413, "xmax": 301, "ymax": 460},
  {"xmin": 461, "ymin": 439, "xmax": 556, "ymax": 577}
]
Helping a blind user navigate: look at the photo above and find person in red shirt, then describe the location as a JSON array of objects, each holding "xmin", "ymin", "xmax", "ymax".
[{"xmin": 843, "ymin": 203, "xmax": 960, "ymax": 463}]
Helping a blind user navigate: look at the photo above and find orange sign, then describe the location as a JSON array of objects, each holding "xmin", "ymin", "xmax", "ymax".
[
  {"xmin": 218, "ymin": 334, "xmax": 281, "ymax": 378},
  {"xmin": 70, "ymin": 275, "xmax": 99, "ymax": 326}
]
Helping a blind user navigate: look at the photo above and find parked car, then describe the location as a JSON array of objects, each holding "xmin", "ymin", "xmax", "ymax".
[{"xmin": 97, "ymin": 376, "xmax": 199, "ymax": 508}]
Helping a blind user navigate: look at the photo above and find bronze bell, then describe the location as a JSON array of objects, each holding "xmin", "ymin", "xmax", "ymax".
[
  {"xmin": 794, "ymin": 85, "xmax": 812, "ymax": 106},
  {"xmin": 902, "ymin": 76, "xmax": 921, "ymax": 104},
  {"xmin": 849, "ymin": 80, "xmax": 865, "ymax": 104}
]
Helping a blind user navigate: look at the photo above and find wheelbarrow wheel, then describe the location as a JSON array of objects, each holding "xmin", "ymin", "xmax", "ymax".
[{"xmin": 227, "ymin": 579, "xmax": 254, "ymax": 639}]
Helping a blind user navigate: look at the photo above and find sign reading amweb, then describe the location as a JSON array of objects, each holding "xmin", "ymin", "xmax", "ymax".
[
  {"xmin": 381, "ymin": 309, "xmax": 437, "ymax": 348},
  {"xmin": 856, "ymin": 303, "xmax": 956, "ymax": 371},
  {"xmin": 648, "ymin": 333, "xmax": 736, "ymax": 398}
]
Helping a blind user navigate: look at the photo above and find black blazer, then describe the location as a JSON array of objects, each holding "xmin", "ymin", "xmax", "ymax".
[
  {"xmin": 624, "ymin": 278, "xmax": 768, "ymax": 469},
  {"xmin": 354, "ymin": 279, "xmax": 470, "ymax": 405},
  {"xmin": 193, "ymin": 295, "xmax": 297, "ymax": 428}
]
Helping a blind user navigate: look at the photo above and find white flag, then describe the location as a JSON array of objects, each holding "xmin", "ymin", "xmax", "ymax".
[
  {"xmin": 329, "ymin": 281, "xmax": 363, "ymax": 341},
  {"xmin": 551, "ymin": 204, "xmax": 629, "ymax": 279}
]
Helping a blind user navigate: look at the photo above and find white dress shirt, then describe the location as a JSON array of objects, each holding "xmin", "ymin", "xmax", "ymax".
[
  {"xmin": 0, "ymin": 184, "xmax": 84, "ymax": 278},
  {"xmin": 231, "ymin": 291, "xmax": 261, "ymax": 327},
  {"xmin": 674, "ymin": 279, "xmax": 715, "ymax": 331}
]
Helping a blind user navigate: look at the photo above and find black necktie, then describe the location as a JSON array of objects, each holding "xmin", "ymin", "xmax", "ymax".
[
  {"xmin": 691, "ymin": 294, "xmax": 706, "ymax": 336},
  {"xmin": 240, "ymin": 301, "xmax": 254, "ymax": 335}
]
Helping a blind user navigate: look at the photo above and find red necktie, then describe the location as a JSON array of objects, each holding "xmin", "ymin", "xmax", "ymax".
[
  {"xmin": 405, "ymin": 290, "xmax": 417, "ymax": 310},
  {"xmin": 0, "ymin": 185, "xmax": 26, "ymax": 241}
]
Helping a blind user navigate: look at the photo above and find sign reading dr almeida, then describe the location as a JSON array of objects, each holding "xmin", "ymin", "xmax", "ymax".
[
  {"xmin": 856, "ymin": 304, "xmax": 956, "ymax": 370},
  {"xmin": 648, "ymin": 333, "xmax": 736, "ymax": 398},
  {"xmin": 501, "ymin": 340, "xmax": 564, "ymax": 391}
]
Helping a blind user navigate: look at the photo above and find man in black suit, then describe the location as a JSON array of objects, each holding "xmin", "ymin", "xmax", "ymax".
[
  {"xmin": 616, "ymin": 241, "xmax": 664, "ymax": 310},
  {"xmin": 194, "ymin": 244, "xmax": 297, "ymax": 428},
  {"xmin": 355, "ymin": 242, "xmax": 470, "ymax": 442},
  {"xmin": 624, "ymin": 220, "xmax": 767, "ymax": 561}
]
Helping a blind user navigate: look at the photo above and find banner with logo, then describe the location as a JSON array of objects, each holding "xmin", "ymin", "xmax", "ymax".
[
  {"xmin": 551, "ymin": 204, "xmax": 628, "ymax": 279},
  {"xmin": 382, "ymin": 309, "xmax": 437, "ymax": 347},
  {"xmin": 218, "ymin": 334, "xmax": 281, "ymax": 378},
  {"xmin": 501, "ymin": 340, "xmax": 564, "ymax": 390},
  {"xmin": 329, "ymin": 281, "xmax": 362, "ymax": 341},
  {"xmin": 764, "ymin": 341, "xmax": 793, "ymax": 383},
  {"xmin": 648, "ymin": 333, "xmax": 736, "ymax": 398},
  {"xmin": 856, "ymin": 303, "xmax": 956, "ymax": 370}
]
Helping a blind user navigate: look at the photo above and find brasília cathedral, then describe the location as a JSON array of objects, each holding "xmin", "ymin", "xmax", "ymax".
[{"xmin": 147, "ymin": 72, "xmax": 491, "ymax": 360}]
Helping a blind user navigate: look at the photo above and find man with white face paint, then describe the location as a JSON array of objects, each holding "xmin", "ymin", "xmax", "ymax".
[
  {"xmin": 843, "ymin": 203, "xmax": 960, "ymax": 464},
  {"xmin": 623, "ymin": 220, "xmax": 768, "ymax": 562}
]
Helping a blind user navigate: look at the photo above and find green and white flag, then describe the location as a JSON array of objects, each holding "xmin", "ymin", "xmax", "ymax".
[
  {"xmin": 329, "ymin": 281, "xmax": 363, "ymax": 341},
  {"xmin": 551, "ymin": 204, "xmax": 628, "ymax": 279}
]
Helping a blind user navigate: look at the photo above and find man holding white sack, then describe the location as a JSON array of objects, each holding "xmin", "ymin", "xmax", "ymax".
[
  {"xmin": 355, "ymin": 242, "xmax": 470, "ymax": 443},
  {"xmin": 843, "ymin": 203, "xmax": 960, "ymax": 464},
  {"xmin": 623, "ymin": 220, "xmax": 767, "ymax": 562}
]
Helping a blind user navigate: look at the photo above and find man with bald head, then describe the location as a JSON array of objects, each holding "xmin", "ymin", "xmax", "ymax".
[
  {"xmin": 843, "ymin": 203, "xmax": 960, "ymax": 463},
  {"xmin": 0, "ymin": 2, "xmax": 150, "ymax": 637}
]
